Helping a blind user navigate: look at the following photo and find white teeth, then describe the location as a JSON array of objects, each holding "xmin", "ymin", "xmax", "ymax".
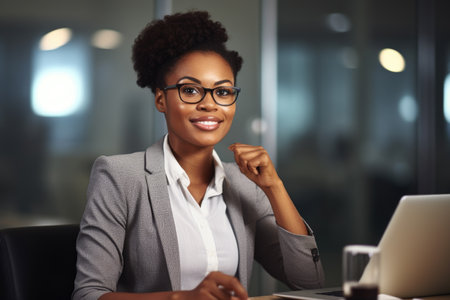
[{"xmin": 197, "ymin": 121, "xmax": 217, "ymax": 125}]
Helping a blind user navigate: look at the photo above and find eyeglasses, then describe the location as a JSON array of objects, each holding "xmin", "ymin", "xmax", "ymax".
[{"xmin": 163, "ymin": 83, "xmax": 241, "ymax": 106}]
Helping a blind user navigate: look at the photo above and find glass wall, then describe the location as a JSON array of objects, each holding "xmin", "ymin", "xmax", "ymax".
[
  {"xmin": 0, "ymin": 0, "xmax": 155, "ymax": 226},
  {"xmin": 276, "ymin": 0, "xmax": 450, "ymax": 286},
  {"xmin": 276, "ymin": 0, "xmax": 416, "ymax": 286}
]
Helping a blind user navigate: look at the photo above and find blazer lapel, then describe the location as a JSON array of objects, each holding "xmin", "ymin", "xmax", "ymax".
[
  {"xmin": 223, "ymin": 178, "xmax": 248, "ymax": 289},
  {"xmin": 144, "ymin": 140, "xmax": 181, "ymax": 290}
]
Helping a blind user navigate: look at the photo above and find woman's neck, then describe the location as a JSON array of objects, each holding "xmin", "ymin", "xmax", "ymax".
[{"xmin": 170, "ymin": 144, "xmax": 215, "ymax": 185}]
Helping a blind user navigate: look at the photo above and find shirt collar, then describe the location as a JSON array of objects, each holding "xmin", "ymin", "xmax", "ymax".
[{"xmin": 163, "ymin": 134, "xmax": 225, "ymax": 194}]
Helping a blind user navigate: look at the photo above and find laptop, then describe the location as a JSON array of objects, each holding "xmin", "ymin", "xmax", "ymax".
[{"xmin": 274, "ymin": 194, "xmax": 450, "ymax": 299}]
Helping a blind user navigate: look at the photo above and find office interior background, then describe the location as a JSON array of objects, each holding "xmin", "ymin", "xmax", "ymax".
[{"xmin": 1, "ymin": 0, "xmax": 450, "ymax": 296}]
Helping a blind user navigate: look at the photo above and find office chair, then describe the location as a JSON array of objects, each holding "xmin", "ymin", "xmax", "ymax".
[{"xmin": 0, "ymin": 224, "xmax": 79, "ymax": 300}]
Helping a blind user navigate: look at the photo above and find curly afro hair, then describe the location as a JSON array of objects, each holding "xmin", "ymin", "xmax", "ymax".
[{"xmin": 132, "ymin": 11, "xmax": 243, "ymax": 93}]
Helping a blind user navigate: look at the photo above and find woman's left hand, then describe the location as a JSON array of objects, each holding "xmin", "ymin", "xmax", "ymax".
[
  {"xmin": 228, "ymin": 143, "xmax": 281, "ymax": 190},
  {"xmin": 229, "ymin": 143, "xmax": 309, "ymax": 235}
]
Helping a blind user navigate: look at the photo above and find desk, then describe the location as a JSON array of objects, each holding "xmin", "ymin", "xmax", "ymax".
[{"xmin": 250, "ymin": 294, "xmax": 450, "ymax": 300}]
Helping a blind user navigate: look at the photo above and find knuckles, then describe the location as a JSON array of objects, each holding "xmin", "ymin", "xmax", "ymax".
[{"xmin": 229, "ymin": 277, "xmax": 240, "ymax": 286}]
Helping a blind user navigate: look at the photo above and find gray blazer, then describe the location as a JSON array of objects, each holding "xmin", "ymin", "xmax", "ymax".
[{"xmin": 73, "ymin": 139, "xmax": 325, "ymax": 300}]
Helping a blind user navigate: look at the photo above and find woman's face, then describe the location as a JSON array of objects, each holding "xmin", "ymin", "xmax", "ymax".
[{"xmin": 155, "ymin": 51, "xmax": 236, "ymax": 153}]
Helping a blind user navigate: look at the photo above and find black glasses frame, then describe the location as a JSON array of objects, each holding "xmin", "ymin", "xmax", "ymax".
[{"xmin": 163, "ymin": 83, "xmax": 241, "ymax": 106}]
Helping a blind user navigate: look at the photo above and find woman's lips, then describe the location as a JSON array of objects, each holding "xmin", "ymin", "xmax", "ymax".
[{"xmin": 190, "ymin": 116, "xmax": 222, "ymax": 131}]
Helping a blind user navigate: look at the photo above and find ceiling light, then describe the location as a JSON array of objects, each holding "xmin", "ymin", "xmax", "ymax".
[
  {"xmin": 91, "ymin": 29, "xmax": 123, "ymax": 50},
  {"xmin": 379, "ymin": 48, "xmax": 405, "ymax": 72},
  {"xmin": 39, "ymin": 28, "xmax": 72, "ymax": 51},
  {"xmin": 326, "ymin": 13, "xmax": 351, "ymax": 33}
]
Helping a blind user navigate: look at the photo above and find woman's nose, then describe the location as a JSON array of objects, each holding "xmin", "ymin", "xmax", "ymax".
[{"xmin": 197, "ymin": 91, "xmax": 217, "ymax": 110}]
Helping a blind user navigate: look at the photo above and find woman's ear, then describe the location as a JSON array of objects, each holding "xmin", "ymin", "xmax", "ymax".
[{"xmin": 155, "ymin": 88, "xmax": 166, "ymax": 113}]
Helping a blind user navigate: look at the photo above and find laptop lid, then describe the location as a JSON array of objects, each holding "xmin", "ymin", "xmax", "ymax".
[
  {"xmin": 376, "ymin": 194, "xmax": 450, "ymax": 298},
  {"xmin": 274, "ymin": 194, "xmax": 450, "ymax": 299}
]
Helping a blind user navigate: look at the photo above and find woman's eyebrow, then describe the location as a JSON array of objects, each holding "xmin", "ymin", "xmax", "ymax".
[
  {"xmin": 215, "ymin": 79, "xmax": 233, "ymax": 86},
  {"xmin": 177, "ymin": 76, "xmax": 201, "ymax": 84},
  {"xmin": 177, "ymin": 76, "xmax": 233, "ymax": 86}
]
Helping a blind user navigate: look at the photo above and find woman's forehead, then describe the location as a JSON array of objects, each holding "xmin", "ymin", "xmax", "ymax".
[{"xmin": 166, "ymin": 51, "xmax": 234, "ymax": 85}]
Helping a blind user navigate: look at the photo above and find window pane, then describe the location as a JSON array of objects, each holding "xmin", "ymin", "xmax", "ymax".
[
  {"xmin": 277, "ymin": 0, "xmax": 417, "ymax": 285},
  {"xmin": 0, "ymin": 0, "xmax": 154, "ymax": 227}
]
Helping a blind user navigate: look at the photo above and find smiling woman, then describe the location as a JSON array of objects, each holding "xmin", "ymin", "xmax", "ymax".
[
  {"xmin": 155, "ymin": 51, "xmax": 237, "ymax": 152},
  {"xmin": 72, "ymin": 11, "xmax": 325, "ymax": 300}
]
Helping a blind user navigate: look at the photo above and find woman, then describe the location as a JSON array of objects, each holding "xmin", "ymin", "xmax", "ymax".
[{"xmin": 73, "ymin": 11, "xmax": 324, "ymax": 300}]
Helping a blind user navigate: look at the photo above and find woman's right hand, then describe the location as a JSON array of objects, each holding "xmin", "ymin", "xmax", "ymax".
[
  {"xmin": 179, "ymin": 271, "xmax": 248, "ymax": 300},
  {"xmin": 99, "ymin": 272, "xmax": 248, "ymax": 300}
]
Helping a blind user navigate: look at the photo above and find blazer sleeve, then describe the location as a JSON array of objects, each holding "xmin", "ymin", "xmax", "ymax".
[
  {"xmin": 72, "ymin": 156, "xmax": 128, "ymax": 300},
  {"xmin": 253, "ymin": 184, "xmax": 326, "ymax": 290}
]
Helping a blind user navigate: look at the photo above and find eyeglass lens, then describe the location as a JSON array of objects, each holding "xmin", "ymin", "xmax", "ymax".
[{"xmin": 179, "ymin": 84, "xmax": 238, "ymax": 105}]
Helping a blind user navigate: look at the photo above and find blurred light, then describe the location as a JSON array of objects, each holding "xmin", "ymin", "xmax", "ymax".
[
  {"xmin": 32, "ymin": 35, "xmax": 90, "ymax": 119},
  {"xmin": 444, "ymin": 74, "xmax": 450, "ymax": 123},
  {"xmin": 32, "ymin": 68, "xmax": 83, "ymax": 117},
  {"xmin": 91, "ymin": 29, "xmax": 123, "ymax": 49},
  {"xmin": 398, "ymin": 95, "xmax": 417, "ymax": 123},
  {"xmin": 39, "ymin": 28, "xmax": 72, "ymax": 51},
  {"xmin": 251, "ymin": 118, "xmax": 268, "ymax": 134},
  {"xmin": 379, "ymin": 48, "xmax": 405, "ymax": 72},
  {"xmin": 325, "ymin": 13, "xmax": 351, "ymax": 33},
  {"xmin": 340, "ymin": 47, "xmax": 358, "ymax": 69}
]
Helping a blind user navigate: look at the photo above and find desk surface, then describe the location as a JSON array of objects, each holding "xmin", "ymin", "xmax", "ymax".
[
  {"xmin": 250, "ymin": 296, "xmax": 280, "ymax": 300},
  {"xmin": 250, "ymin": 294, "xmax": 450, "ymax": 300}
]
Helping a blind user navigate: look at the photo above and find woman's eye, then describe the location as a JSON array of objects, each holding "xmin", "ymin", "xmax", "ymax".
[
  {"xmin": 216, "ymin": 88, "xmax": 232, "ymax": 97},
  {"xmin": 181, "ymin": 86, "xmax": 200, "ymax": 96}
]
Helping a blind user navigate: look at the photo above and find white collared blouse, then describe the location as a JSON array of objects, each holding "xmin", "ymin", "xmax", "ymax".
[{"xmin": 163, "ymin": 135, "xmax": 239, "ymax": 290}]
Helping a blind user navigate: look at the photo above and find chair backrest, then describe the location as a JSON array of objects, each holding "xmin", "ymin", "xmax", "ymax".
[{"xmin": 0, "ymin": 224, "xmax": 79, "ymax": 300}]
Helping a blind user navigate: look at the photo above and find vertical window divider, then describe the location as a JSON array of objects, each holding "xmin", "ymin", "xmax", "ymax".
[{"xmin": 417, "ymin": 0, "xmax": 437, "ymax": 193}]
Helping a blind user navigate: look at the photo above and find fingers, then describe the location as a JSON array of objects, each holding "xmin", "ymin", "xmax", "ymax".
[
  {"xmin": 197, "ymin": 272, "xmax": 248, "ymax": 300},
  {"xmin": 228, "ymin": 143, "xmax": 270, "ymax": 176}
]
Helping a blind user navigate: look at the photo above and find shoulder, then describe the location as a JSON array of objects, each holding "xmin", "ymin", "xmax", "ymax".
[
  {"xmin": 92, "ymin": 151, "xmax": 146, "ymax": 177},
  {"xmin": 91, "ymin": 138, "xmax": 164, "ymax": 177},
  {"xmin": 87, "ymin": 152, "xmax": 148, "ymax": 201}
]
